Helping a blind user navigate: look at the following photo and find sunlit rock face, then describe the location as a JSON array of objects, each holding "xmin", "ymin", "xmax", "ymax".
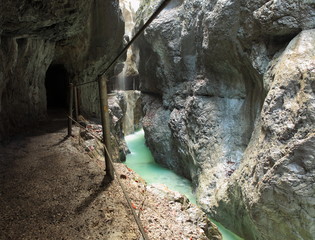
[
  {"xmin": 113, "ymin": 0, "xmax": 141, "ymax": 91},
  {"xmin": 138, "ymin": 0, "xmax": 268, "ymax": 202},
  {"xmin": 137, "ymin": 0, "xmax": 315, "ymax": 239},
  {"xmin": 108, "ymin": 90, "xmax": 142, "ymax": 161},
  {"xmin": 0, "ymin": 0, "xmax": 124, "ymax": 140},
  {"xmin": 211, "ymin": 30, "xmax": 315, "ymax": 240},
  {"xmin": 121, "ymin": 90, "xmax": 142, "ymax": 135}
]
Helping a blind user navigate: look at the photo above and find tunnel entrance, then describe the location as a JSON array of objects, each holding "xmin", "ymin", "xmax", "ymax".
[{"xmin": 45, "ymin": 64, "xmax": 69, "ymax": 109}]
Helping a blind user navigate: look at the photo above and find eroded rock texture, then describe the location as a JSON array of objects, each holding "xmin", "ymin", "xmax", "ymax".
[
  {"xmin": 211, "ymin": 30, "xmax": 315, "ymax": 240},
  {"xmin": 137, "ymin": 0, "xmax": 315, "ymax": 239},
  {"xmin": 0, "ymin": 38, "xmax": 55, "ymax": 138},
  {"xmin": 108, "ymin": 90, "xmax": 142, "ymax": 161},
  {"xmin": 0, "ymin": 0, "xmax": 124, "ymax": 140}
]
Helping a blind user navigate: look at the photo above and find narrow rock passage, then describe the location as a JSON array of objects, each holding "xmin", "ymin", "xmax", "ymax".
[{"xmin": 0, "ymin": 113, "xmax": 140, "ymax": 240}]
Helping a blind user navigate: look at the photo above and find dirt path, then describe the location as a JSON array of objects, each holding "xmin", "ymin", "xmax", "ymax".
[
  {"xmin": 0, "ymin": 113, "xmax": 220, "ymax": 240},
  {"xmin": 0, "ymin": 113, "xmax": 140, "ymax": 240}
]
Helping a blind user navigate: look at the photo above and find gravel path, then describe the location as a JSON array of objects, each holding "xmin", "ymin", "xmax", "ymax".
[{"xmin": 0, "ymin": 113, "xmax": 220, "ymax": 240}]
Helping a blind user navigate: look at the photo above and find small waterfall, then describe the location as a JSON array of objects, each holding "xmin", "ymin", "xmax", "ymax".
[
  {"xmin": 117, "ymin": 0, "xmax": 140, "ymax": 90},
  {"xmin": 117, "ymin": 63, "xmax": 126, "ymax": 90}
]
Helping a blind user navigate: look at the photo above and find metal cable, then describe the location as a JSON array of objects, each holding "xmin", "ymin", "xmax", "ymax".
[
  {"xmin": 76, "ymin": 0, "xmax": 172, "ymax": 87},
  {"xmin": 68, "ymin": 116, "xmax": 150, "ymax": 240},
  {"xmin": 68, "ymin": 1, "xmax": 174, "ymax": 237}
]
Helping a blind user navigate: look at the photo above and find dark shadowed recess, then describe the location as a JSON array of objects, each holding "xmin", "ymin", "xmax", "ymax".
[{"xmin": 45, "ymin": 64, "xmax": 69, "ymax": 109}]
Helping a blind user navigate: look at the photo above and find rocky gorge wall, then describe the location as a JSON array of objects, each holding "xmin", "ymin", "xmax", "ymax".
[
  {"xmin": 211, "ymin": 29, "xmax": 315, "ymax": 240},
  {"xmin": 136, "ymin": 0, "xmax": 315, "ymax": 239},
  {"xmin": 108, "ymin": 90, "xmax": 142, "ymax": 161},
  {"xmin": 0, "ymin": 0, "xmax": 124, "ymax": 140},
  {"xmin": 0, "ymin": 0, "xmax": 314, "ymax": 239}
]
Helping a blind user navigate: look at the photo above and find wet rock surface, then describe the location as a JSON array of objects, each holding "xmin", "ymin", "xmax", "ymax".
[
  {"xmin": 119, "ymin": 90, "xmax": 142, "ymax": 135},
  {"xmin": 109, "ymin": 90, "xmax": 142, "ymax": 162},
  {"xmin": 1, "ymin": 0, "xmax": 91, "ymax": 40}
]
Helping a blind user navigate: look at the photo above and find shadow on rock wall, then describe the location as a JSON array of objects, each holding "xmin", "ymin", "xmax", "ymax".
[{"xmin": 136, "ymin": 0, "xmax": 315, "ymax": 239}]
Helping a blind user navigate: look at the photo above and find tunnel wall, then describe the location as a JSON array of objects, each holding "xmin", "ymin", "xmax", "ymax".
[
  {"xmin": 0, "ymin": 38, "xmax": 55, "ymax": 140},
  {"xmin": 0, "ymin": 0, "xmax": 124, "ymax": 141}
]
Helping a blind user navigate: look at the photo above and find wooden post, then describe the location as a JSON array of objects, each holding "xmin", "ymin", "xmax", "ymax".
[
  {"xmin": 98, "ymin": 76, "xmax": 115, "ymax": 180},
  {"xmin": 68, "ymin": 83, "xmax": 74, "ymax": 137},
  {"xmin": 74, "ymin": 86, "xmax": 79, "ymax": 120}
]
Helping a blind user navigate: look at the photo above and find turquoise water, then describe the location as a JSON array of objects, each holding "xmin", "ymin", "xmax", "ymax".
[
  {"xmin": 125, "ymin": 129, "xmax": 196, "ymax": 204},
  {"xmin": 125, "ymin": 129, "xmax": 243, "ymax": 240}
]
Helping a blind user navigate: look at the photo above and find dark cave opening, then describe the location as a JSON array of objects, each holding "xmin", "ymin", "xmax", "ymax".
[{"xmin": 45, "ymin": 64, "xmax": 69, "ymax": 109}]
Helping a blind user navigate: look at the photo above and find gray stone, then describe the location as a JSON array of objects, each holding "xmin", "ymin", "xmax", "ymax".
[
  {"xmin": 0, "ymin": 38, "xmax": 55, "ymax": 139},
  {"xmin": 108, "ymin": 90, "xmax": 143, "ymax": 162},
  {"xmin": 0, "ymin": 0, "xmax": 124, "ymax": 141},
  {"xmin": 209, "ymin": 30, "xmax": 315, "ymax": 240},
  {"xmin": 136, "ymin": 0, "xmax": 266, "ymax": 204},
  {"xmin": 121, "ymin": 90, "xmax": 142, "ymax": 135},
  {"xmin": 136, "ymin": 0, "xmax": 315, "ymax": 239},
  {"xmin": 1, "ymin": 0, "xmax": 91, "ymax": 41},
  {"xmin": 253, "ymin": 0, "xmax": 315, "ymax": 36}
]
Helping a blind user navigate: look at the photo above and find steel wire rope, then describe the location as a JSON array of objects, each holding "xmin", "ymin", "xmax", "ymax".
[
  {"xmin": 68, "ymin": 116, "xmax": 150, "ymax": 240},
  {"xmin": 68, "ymin": 1, "xmax": 174, "ymax": 238},
  {"xmin": 75, "ymin": 0, "xmax": 172, "ymax": 88}
]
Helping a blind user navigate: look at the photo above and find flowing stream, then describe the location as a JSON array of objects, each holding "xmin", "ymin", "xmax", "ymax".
[{"xmin": 125, "ymin": 129, "xmax": 243, "ymax": 240}]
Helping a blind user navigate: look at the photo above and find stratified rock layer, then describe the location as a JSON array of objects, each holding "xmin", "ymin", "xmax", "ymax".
[{"xmin": 137, "ymin": 0, "xmax": 315, "ymax": 239}]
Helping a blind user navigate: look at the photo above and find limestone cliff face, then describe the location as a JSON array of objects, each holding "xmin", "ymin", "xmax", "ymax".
[
  {"xmin": 0, "ymin": 0, "xmax": 124, "ymax": 140},
  {"xmin": 137, "ymin": 0, "xmax": 315, "ymax": 239},
  {"xmin": 108, "ymin": 90, "xmax": 142, "ymax": 161},
  {"xmin": 210, "ymin": 30, "xmax": 315, "ymax": 240},
  {"xmin": 114, "ymin": 0, "xmax": 140, "ymax": 90}
]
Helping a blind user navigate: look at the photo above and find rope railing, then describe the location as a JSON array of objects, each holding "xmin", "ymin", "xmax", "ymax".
[
  {"xmin": 75, "ymin": 0, "xmax": 172, "ymax": 88},
  {"xmin": 66, "ymin": 0, "xmax": 174, "ymax": 238}
]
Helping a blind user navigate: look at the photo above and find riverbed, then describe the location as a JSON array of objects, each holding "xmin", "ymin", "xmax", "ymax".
[{"xmin": 125, "ymin": 129, "xmax": 243, "ymax": 240}]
